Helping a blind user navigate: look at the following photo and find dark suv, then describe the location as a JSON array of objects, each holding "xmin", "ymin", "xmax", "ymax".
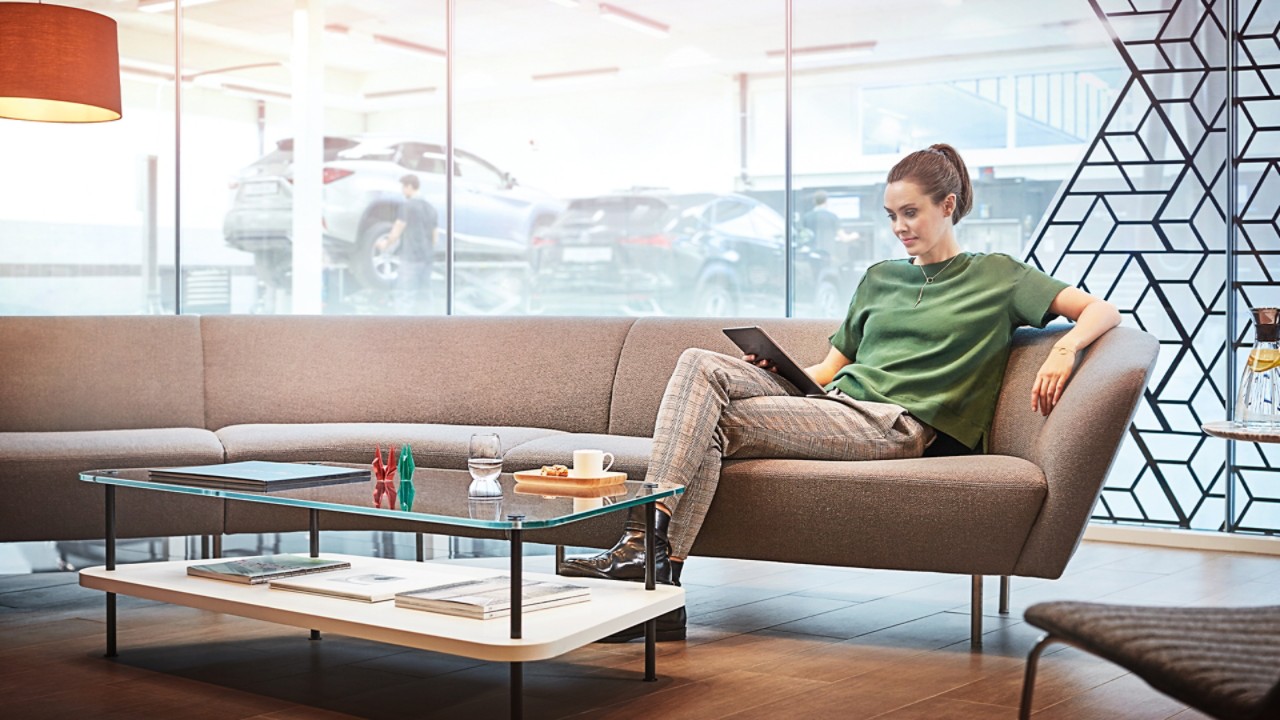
[
  {"xmin": 530, "ymin": 191, "xmax": 849, "ymax": 316},
  {"xmin": 223, "ymin": 136, "xmax": 564, "ymax": 292}
]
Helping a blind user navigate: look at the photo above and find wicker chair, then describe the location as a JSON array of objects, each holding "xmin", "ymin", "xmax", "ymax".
[{"xmin": 1019, "ymin": 601, "xmax": 1280, "ymax": 719}]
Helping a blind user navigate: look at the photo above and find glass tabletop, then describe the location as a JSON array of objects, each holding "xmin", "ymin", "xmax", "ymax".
[{"xmin": 79, "ymin": 466, "xmax": 683, "ymax": 530}]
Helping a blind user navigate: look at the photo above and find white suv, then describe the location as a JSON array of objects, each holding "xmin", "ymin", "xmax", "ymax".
[{"xmin": 223, "ymin": 136, "xmax": 564, "ymax": 291}]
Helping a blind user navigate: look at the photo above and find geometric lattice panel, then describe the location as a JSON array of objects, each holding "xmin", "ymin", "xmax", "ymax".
[
  {"xmin": 1026, "ymin": 0, "xmax": 1274, "ymax": 532},
  {"xmin": 1230, "ymin": 0, "xmax": 1280, "ymax": 533}
]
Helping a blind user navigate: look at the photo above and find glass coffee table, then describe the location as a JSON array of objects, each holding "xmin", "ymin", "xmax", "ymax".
[{"xmin": 78, "ymin": 466, "xmax": 684, "ymax": 720}]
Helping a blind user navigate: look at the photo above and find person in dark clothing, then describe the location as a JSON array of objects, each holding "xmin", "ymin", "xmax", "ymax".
[
  {"xmin": 378, "ymin": 174, "xmax": 438, "ymax": 314},
  {"xmin": 803, "ymin": 190, "xmax": 859, "ymax": 264},
  {"xmin": 802, "ymin": 190, "xmax": 844, "ymax": 246}
]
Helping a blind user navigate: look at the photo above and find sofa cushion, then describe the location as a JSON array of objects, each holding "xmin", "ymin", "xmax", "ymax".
[
  {"xmin": 201, "ymin": 316, "xmax": 634, "ymax": 434},
  {"xmin": 216, "ymin": 423, "xmax": 565, "ymax": 468},
  {"xmin": 686, "ymin": 454, "xmax": 1047, "ymax": 575},
  {"xmin": 0, "ymin": 316, "xmax": 206, "ymax": 432},
  {"xmin": 0, "ymin": 428, "xmax": 225, "ymax": 542}
]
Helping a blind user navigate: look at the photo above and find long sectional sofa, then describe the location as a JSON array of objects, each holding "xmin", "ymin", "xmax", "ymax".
[{"xmin": 0, "ymin": 314, "xmax": 1158, "ymax": 642}]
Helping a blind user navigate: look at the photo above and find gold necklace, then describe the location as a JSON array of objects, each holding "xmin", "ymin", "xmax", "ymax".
[{"xmin": 914, "ymin": 254, "xmax": 961, "ymax": 308}]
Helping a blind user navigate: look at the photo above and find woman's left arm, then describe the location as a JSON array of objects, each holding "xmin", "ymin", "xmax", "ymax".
[{"xmin": 1033, "ymin": 286, "xmax": 1122, "ymax": 415}]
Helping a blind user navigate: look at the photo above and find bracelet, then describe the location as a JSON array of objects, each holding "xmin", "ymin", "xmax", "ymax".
[{"xmin": 1052, "ymin": 346, "xmax": 1073, "ymax": 356}]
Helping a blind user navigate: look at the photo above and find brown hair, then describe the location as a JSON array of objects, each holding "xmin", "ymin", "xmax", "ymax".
[{"xmin": 886, "ymin": 143, "xmax": 973, "ymax": 224}]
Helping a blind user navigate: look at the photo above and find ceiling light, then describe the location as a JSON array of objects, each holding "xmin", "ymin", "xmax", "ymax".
[
  {"xmin": 0, "ymin": 3, "xmax": 121, "ymax": 122},
  {"xmin": 766, "ymin": 41, "xmax": 877, "ymax": 61},
  {"xmin": 598, "ymin": 3, "xmax": 669, "ymax": 39},
  {"xmin": 220, "ymin": 82, "xmax": 291, "ymax": 101},
  {"xmin": 138, "ymin": 0, "xmax": 220, "ymax": 13},
  {"xmin": 532, "ymin": 67, "xmax": 620, "ymax": 83},
  {"xmin": 372, "ymin": 34, "xmax": 447, "ymax": 62},
  {"xmin": 364, "ymin": 86, "xmax": 437, "ymax": 100}
]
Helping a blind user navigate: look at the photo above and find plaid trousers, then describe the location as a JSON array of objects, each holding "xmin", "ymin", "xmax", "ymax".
[{"xmin": 649, "ymin": 348, "xmax": 934, "ymax": 559}]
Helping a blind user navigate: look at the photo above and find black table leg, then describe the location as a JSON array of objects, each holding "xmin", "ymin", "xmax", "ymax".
[
  {"xmin": 511, "ymin": 661, "xmax": 523, "ymax": 720},
  {"xmin": 309, "ymin": 509, "xmax": 321, "ymax": 642},
  {"xmin": 510, "ymin": 527, "xmax": 522, "ymax": 639},
  {"xmin": 416, "ymin": 533, "xmax": 425, "ymax": 562},
  {"xmin": 105, "ymin": 484, "xmax": 117, "ymax": 658},
  {"xmin": 644, "ymin": 502, "xmax": 656, "ymax": 680},
  {"xmin": 508, "ymin": 517, "xmax": 525, "ymax": 718}
]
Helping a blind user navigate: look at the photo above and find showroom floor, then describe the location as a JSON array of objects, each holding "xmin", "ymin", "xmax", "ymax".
[{"xmin": 3, "ymin": 535, "xmax": 1276, "ymax": 719}]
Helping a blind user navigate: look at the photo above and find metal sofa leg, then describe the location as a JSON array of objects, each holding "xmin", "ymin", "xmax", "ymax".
[
  {"xmin": 971, "ymin": 575, "xmax": 983, "ymax": 648},
  {"xmin": 1000, "ymin": 575, "xmax": 1011, "ymax": 614},
  {"xmin": 1019, "ymin": 634, "xmax": 1057, "ymax": 720},
  {"xmin": 555, "ymin": 545, "xmax": 565, "ymax": 575}
]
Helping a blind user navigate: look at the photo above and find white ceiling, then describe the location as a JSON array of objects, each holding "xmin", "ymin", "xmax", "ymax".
[{"xmin": 78, "ymin": 0, "xmax": 1118, "ymax": 107}]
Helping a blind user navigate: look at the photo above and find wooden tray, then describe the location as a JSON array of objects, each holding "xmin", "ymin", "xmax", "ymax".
[
  {"xmin": 512, "ymin": 470, "xmax": 627, "ymax": 488},
  {"xmin": 514, "ymin": 482, "xmax": 629, "ymax": 499}
]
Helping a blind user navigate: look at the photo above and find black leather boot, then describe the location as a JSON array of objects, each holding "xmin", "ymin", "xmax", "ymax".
[
  {"xmin": 559, "ymin": 507, "xmax": 687, "ymax": 642},
  {"xmin": 559, "ymin": 505, "xmax": 675, "ymax": 586}
]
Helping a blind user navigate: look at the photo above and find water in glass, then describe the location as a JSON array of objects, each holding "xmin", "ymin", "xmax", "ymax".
[{"xmin": 468, "ymin": 433, "xmax": 504, "ymax": 498}]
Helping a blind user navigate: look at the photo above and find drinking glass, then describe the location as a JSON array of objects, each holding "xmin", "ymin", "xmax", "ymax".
[{"xmin": 467, "ymin": 433, "xmax": 504, "ymax": 498}]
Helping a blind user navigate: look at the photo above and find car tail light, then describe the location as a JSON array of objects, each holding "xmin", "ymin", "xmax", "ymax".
[
  {"xmin": 621, "ymin": 233, "xmax": 672, "ymax": 248},
  {"xmin": 285, "ymin": 168, "xmax": 353, "ymax": 184},
  {"xmin": 322, "ymin": 167, "xmax": 354, "ymax": 184},
  {"xmin": 531, "ymin": 236, "xmax": 558, "ymax": 247}
]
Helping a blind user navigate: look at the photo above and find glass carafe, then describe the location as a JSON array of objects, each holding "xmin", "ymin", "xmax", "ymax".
[{"xmin": 1235, "ymin": 307, "xmax": 1280, "ymax": 428}]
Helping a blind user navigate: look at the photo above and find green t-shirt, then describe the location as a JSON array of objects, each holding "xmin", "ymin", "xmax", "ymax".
[{"xmin": 827, "ymin": 252, "xmax": 1070, "ymax": 451}]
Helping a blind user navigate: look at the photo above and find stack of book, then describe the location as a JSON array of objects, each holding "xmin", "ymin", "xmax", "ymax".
[
  {"xmin": 186, "ymin": 554, "xmax": 351, "ymax": 584},
  {"xmin": 394, "ymin": 576, "xmax": 590, "ymax": 619}
]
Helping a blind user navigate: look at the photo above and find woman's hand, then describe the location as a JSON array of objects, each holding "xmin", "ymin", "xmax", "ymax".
[
  {"xmin": 743, "ymin": 353, "xmax": 778, "ymax": 373},
  {"xmin": 1032, "ymin": 346, "xmax": 1076, "ymax": 415}
]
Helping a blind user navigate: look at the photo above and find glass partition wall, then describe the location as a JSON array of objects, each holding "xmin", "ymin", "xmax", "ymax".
[
  {"xmin": 1, "ymin": 0, "xmax": 1274, "ymax": 537},
  {"xmin": 0, "ymin": 0, "xmax": 1123, "ymax": 320}
]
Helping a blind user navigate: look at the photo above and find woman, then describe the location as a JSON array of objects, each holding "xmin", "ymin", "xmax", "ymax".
[{"xmin": 560, "ymin": 143, "xmax": 1121, "ymax": 642}]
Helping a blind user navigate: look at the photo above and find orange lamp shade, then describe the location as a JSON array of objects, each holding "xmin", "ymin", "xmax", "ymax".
[{"xmin": 0, "ymin": 2, "xmax": 122, "ymax": 122}]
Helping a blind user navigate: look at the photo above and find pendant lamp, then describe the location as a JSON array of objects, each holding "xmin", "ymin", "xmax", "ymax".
[{"xmin": 0, "ymin": 2, "xmax": 122, "ymax": 122}]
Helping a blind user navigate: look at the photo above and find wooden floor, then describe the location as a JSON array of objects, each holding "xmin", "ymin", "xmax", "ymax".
[{"xmin": 3, "ymin": 538, "xmax": 1277, "ymax": 719}]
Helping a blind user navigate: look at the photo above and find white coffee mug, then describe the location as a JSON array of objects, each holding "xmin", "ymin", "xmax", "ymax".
[{"xmin": 571, "ymin": 449, "xmax": 614, "ymax": 478}]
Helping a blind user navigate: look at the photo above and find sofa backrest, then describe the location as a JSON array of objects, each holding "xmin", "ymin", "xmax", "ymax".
[
  {"xmin": 200, "ymin": 315, "xmax": 635, "ymax": 433},
  {"xmin": 0, "ymin": 316, "xmax": 207, "ymax": 432}
]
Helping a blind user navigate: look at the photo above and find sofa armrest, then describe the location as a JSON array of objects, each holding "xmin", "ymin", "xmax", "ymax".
[{"xmin": 1009, "ymin": 326, "xmax": 1159, "ymax": 577}]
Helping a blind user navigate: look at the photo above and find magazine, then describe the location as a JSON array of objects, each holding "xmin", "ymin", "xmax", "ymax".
[
  {"xmin": 148, "ymin": 461, "xmax": 370, "ymax": 491},
  {"xmin": 269, "ymin": 568, "xmax": 473, "ymax": 603},
  {"xmin": 394, "ymin": 575, "xmax": 590, "ymax": 619},
  {"xmin": 186, "ymin": 554, "xmax": 351, "ymax": 584}
]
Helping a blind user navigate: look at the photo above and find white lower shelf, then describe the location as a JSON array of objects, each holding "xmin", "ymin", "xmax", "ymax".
[{"xmin": 80, "ymin": 553, "xmax": 684, "ymax": 663}]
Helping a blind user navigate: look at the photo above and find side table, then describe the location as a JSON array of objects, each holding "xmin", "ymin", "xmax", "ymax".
[{"xmin": 1201, "ymin": 421, "xmax": 1280, "ymax": 532}]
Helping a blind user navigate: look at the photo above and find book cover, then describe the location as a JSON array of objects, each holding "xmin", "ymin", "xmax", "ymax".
[
  {"xmin": 394, "ymin": 575, "xmax": 589, "ymax": 619},
  {"xmin": 269, "ymin": 568, "xmax": 472, "ymax": 602},
  {"xmin": 186, "ymin": 554, "xmax": 351, "ymax": 584}
]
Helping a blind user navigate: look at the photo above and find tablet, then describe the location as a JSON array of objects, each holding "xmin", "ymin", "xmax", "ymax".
[{"xmin": 723, "ymin": 326, "xmax": 827, "ymax": 396}]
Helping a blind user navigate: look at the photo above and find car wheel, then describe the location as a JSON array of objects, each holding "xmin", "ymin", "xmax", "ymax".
[
  {"xmin": 694, "ymin": 275, "xmax": 738, "ymax": 317},
  {"xmin": 352, "ymin": 220, "xmax": 398, "ymax": 291}
]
